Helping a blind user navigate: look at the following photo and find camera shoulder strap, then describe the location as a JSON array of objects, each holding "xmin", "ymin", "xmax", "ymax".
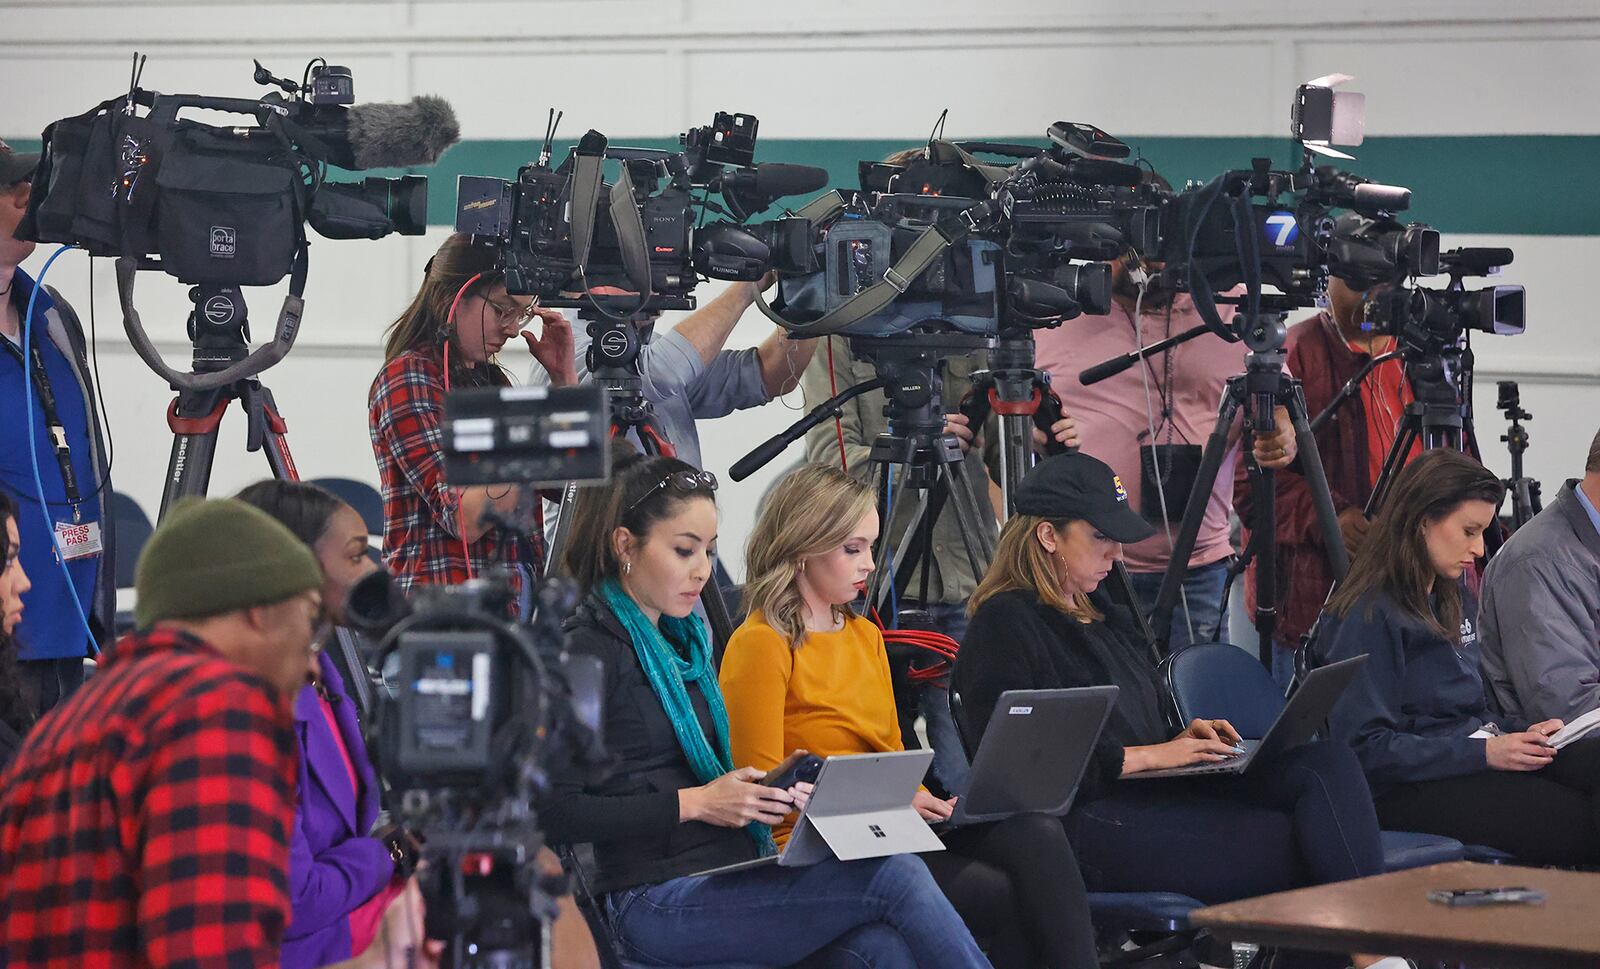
[
  {"xmin": 566, "ymin": 131, "xmax": 607, "ymax": 281},
  {"xmin": 753, "ymin": 198, "xmax": 996, "ymax": 337},
  {"xmin": 566, "ymin": 131, "xmax": 655, "ymax": 303}
]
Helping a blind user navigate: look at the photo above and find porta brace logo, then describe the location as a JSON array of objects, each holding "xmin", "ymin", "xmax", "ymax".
[{"xmin": 210, "ymin": 226, "xmax": 237, "ymax": 258}]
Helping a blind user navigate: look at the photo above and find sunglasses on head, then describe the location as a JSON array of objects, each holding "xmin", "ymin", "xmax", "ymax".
[{"xmin": 626, "ymin": 470, "xmax": 718, "ymax": 516}]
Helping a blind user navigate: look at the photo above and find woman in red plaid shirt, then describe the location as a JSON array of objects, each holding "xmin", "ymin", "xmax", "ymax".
[{"xmin": 369, "ymin": 234, "xmax": 576, "ymax": 605}]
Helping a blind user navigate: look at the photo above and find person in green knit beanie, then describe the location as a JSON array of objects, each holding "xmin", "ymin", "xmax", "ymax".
[
  {"xmin": 0, "ymin": 496, "xmax": 446, "ymax": 969},
  {"xmin": 132, "ymin": 496, "xmax": 326, "ymax": 700}
]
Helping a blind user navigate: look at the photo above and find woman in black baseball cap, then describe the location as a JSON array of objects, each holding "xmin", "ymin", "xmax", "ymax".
[{"xmin": 952, "ymin": 452, "xmax": 1403, "ymax": 969}]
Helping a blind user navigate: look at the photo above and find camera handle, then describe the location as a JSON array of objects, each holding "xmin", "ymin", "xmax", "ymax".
[{"xmin": 114, "ymin": 258, "xmax": 307, "ymax": 519}]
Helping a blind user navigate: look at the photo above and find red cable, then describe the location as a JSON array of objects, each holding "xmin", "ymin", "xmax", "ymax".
[
  {"xmin": 444, "ymin": 273, "xmax": 483, "ymax": 579},
  {"xmin": 869, "ymin": 607, "xmax": 960, "ymax": 682},
  {"xmin": 826, "ymin": 338, "xmax": 848, "ymax": 472}
]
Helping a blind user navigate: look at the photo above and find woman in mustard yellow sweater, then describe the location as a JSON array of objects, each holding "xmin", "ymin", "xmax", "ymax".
[{"xmin": 722, "ymin": 464, "xmax": 1099, "ymax": 969}]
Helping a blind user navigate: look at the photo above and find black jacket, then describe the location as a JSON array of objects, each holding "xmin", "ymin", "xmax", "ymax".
[
  {"xmin": 951, "ymin": 588, "xmax": 1169, "ymax": 805},
  {"xmin": 540, "ymin": 594, "xmax": 755, "ymax": 893}
]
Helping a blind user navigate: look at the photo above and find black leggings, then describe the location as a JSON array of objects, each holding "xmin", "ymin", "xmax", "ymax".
[
  {"xmin": 1374, "ymin": 735, "xmax": 1600, "ymax": 866},
  {"xmin": 1064, "ymin": 740, "xmax": 1385, "ymax": 904},
  {"xmin": 924, "ymin": 812, "xmax": 1099, "ymax": 969}
]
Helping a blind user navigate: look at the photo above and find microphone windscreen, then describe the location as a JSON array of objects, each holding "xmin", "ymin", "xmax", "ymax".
[
  {"xmin": 347, "ymin": 95, "xmax": 462, "ymax": 169},
  {"xmin": 754, "ymin": 163, "xmax": 830, "ymax": 197}
]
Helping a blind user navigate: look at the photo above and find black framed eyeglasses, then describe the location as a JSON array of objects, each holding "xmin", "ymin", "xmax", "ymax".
[{"xmin": 626, "ymin": 470, "xmax": 718, "ymax": 515}]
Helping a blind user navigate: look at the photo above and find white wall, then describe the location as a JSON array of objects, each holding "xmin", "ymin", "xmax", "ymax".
[{"xmin": 9, "ymin": 0, "xmax": 1600, "ymax": 578}]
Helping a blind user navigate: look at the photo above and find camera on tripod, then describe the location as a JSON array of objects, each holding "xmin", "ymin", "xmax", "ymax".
[
  {"xmin": 21, "ymin": 56, "xmax": 449, "ymax": 286},
  {"xmin": 454, "ymin": 110, "xmax": 827, "ymax": 314},
  {"xmin": 1363, "ymin": 246, "xmax": 1526, "ymax": 343},
  {"xmin": 764, "ymin": 123, "xmax": 1148, "ymax": 340},
  {"xmin": 344, "ymin": 381, "xmax": 613, "ymax": 968}
]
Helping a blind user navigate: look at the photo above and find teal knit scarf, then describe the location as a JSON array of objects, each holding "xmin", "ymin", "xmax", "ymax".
[{"xmin": 598, "ymin": 578, "xmax": 774, "ymax": 854}]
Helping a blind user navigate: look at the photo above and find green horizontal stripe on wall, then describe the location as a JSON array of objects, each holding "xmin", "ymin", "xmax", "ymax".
[{"xmin": 9, "ymin": 135, "xmax": 1598, "ymax": 235}]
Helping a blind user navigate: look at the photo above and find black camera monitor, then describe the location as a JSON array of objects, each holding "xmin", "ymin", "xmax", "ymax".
[{"xmin": 444, "ymin": 383, "xmax": 610, "ymax": 487}]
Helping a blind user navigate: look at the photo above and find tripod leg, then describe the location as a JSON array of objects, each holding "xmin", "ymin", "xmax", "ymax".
[
  {"xmin": 543, "ymin": 482, "xmax": 581, "ymax": 576},
  {"xmin": 997, "ymin": 413, "xmax": 1033, "ymax": 518},
  {"xmin": 1285, "ymin": 393, "xmax": 1351, "ymax": 558},
  {"xmin": 940, "ymin": 459, "xmax": 996, "ymax": 576},
  {"xmin": 1365, "ymin": 416, "xmax": 1418, "ymax": 518},
  {"xmin": 253, "ymin": 385, "xmax": 301, "ymax": 482},
  {"xmin": 160, "ymin": 394, "xmax": 229, "ymax": 519},
  {"xmin": 870, "ymin": 467, "xmax": 932, "ymax": 617},
  {"xmin": 1150, "ymin": 383, "xmax": 1243, "ymax": 654}
]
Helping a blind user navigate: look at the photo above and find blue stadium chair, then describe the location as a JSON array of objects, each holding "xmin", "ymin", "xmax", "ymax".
[
  {"xmin": 307, "ymin": 477, "xmax": 385, "ymax": 537},
  {"xmin": 1160, "ymin": 641, "xmax": 1469, "ymax": 871},
  {"xmin": 110, "ymin": 491, "xmax": 155, "ymax": 635}
]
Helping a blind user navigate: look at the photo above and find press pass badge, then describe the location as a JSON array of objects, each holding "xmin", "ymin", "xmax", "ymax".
[{"xmin": 54, "ymin": 519, "xmax": 103, "ymax": 562}]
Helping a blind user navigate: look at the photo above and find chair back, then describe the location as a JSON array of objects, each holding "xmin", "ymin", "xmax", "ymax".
[
  {"xmin": 307, "ymin": 477, "xmax": 385, "ymax": 537},
  {"xmin": 110, "ymin": 491, "xmax": 154, "ymax": 589},
  {"xmin": 1161, "ymin": 642, "xmax": 1285, "ymax": 739}
]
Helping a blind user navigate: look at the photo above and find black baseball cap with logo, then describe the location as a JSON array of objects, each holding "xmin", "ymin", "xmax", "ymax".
[
  {"xmin": 0, "ymin": 139, "xmax": 40, "ymax": 185},
  {"xmin": 1013, "ymin": 452, "xmax": 1157, "ymax": 544}
]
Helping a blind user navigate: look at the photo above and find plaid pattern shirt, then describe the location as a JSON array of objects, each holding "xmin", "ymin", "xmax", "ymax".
[
  {"xmin": 369, "ymin": 349, "xmax": 543, "ymax": 600},
  {"xmin": 0, "ymin": 629, "xmax": 298, "ymax": 969}
]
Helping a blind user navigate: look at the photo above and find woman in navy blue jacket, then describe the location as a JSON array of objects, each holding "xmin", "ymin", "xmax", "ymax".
[
  {"xmin": 237, "ymin": 481, "xmax": 406, "ymax": 969},
  {"xmin": 1320, "ymin": 449, "xmax": 1600, "ymax": 865}
]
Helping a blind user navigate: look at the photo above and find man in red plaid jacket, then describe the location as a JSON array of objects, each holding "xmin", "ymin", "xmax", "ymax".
[{"xmin": 0, "ymin": 499, "xmax": 433, "ymax": 969}]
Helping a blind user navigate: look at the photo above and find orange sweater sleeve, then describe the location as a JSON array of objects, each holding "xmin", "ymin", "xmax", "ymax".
[{"xmin": 719, "ymin": 618, "xmax": 795, "ymax": 774}]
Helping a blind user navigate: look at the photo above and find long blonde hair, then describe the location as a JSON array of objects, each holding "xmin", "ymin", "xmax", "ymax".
[
  {"xmin": 744, "ymin": 464, "xmax": 877, "ymax": 649},
  {"xmin": 968, "ymin": 514, "xmax": 1101, "ymax": 622}
]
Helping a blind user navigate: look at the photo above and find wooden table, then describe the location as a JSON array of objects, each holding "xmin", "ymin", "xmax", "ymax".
[{"xmin": 1190, "ymin": 861, "xmax": 1600, "ymax": 969}]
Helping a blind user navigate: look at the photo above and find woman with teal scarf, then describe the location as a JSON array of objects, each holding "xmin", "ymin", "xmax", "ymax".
[{"xmin": 542, "ymin": 451, "xmax": 991, "ymax": 969}]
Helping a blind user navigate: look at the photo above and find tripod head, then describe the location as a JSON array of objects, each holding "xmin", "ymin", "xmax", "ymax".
[{"xmin": 849, "ymin": 332, "xmax": 995, "ymax": 488}]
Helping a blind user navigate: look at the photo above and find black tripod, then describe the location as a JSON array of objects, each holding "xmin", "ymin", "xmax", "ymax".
[
  {"xmin": 542, "ymin": 310, "xmax": 738, "ymax": 651},
  {"xmin": 1497, "ymin": 380, "xmax": 1542, "ymax": 529},
  {"xmin": 1089, "ymin": 308, "xmax": 1350, "ymax": 664}
]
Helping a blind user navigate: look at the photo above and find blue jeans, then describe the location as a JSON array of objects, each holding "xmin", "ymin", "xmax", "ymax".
[
  {"xmin": 605, "ymin": 854, "xmax": 992, "ymax": 969},
  {"xmin": 921, "ymin": 603, "xmax": 973, "ymax": 795},
  {"xmin": 1125, "ymin": 561, "xmax": 1230, "ymax": 654}
]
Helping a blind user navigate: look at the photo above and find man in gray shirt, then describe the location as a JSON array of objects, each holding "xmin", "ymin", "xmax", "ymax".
[
  {"xmin": 551, "ymin": 278, "xmax": 815, "ymax": 470},
  {"xmin": 1480, "ymin": 427, "xmax": 1600, "ymax": 723}
]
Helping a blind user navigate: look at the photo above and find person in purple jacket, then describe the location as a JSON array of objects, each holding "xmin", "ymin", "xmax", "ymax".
[{"xmin": 236, "ymin": 479, "xmax": 412, "ymax": 969}]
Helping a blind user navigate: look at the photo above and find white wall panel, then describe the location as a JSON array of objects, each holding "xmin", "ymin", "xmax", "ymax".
[{"xmin": 411, "ymin": 49, "xmax": 676, "ymax": 137}]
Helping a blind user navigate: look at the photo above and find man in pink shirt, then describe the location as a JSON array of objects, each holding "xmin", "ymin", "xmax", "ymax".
[{"xmin": 1035, "ymin": 251, "xmax": 1296, "ymax": 652}]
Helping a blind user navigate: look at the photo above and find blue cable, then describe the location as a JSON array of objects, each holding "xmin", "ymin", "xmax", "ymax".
[{"xmin": 20, "ymin": 244, "xmax": 99, "ymax": 654}]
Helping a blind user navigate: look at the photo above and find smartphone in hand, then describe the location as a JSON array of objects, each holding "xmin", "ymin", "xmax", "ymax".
[{"xmin": 761, "ymin": 750, "xmax": 824, "ymax": 789}]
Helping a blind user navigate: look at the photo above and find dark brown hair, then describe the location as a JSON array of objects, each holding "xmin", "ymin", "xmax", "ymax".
[
  {"xmin": 0, "ymin": 489, "xmax": 34, "ymax": 736},
  {"xmin": 1587, "ymin": 426, "xmax": 1600, "ymax": 474},
  {"xmin": 1326, "ymin": 449, "xmax": 1504, "ymax": 643},
  {"xmin": 383, "ymin": 233, "xmax": 510, "ymax": 389},
  {"xmin": 559, "ymin": 449, "xmax": 716, "ymax": 594},
  {"xmin": 234, "ymin": 479, "xmax": 346, "ymax": 549}
]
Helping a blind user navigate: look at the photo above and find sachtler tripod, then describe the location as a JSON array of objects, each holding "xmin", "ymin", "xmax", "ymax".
[
  {"xmin": 542, "ymin": 308, "xmax": 738, "ymax": 651},
  {"xmin": 1086, "ymin": 306, "xmax": 1350, "ymax": 664}
]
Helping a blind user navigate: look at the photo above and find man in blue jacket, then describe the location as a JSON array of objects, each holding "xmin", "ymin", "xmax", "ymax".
[
  {"xmin": 1480, "ymin": 429, "xmax": 1600, "ymax": 723},
  {"xmin": 0, "ymin": 140, "xmax": 114, "ymax": 715}
]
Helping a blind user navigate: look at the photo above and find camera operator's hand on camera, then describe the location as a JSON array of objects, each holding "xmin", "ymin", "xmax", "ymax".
[
  {"xmin": 519, "ymin": 305, "xmax": 577, "ymax": 387},
  {"xmin": 944, "ymin": 413, "xmax": 977, "ymax": 454},
  {"xmin": 680, "ymin": 767, "xmax": 797, "ymax": 827},
  {"xmin": 1031, "ymin": 417, "xmax": 1082, "ymax": 452},
  {"xmin": 1251, "ymin": 406, "xmax": 1296, "ymax": 470},
  {"xmin": 356, "ymin": 876, "xmax": 444, "ymax": 969},
  {"xmin": 913, "ymin": 789, "xmax": 957, "ymax": 822},
  {"xmin": 1338, "ymin": 507, "xmax": 1372, "ymax": 558},
  {"xmin": 1486, "ymin": 731, "xmax": 1557, "ymax": 772}
]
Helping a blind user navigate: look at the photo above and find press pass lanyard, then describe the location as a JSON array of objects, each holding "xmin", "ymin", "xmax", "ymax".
[{"xmin": 5, "ymin": 335, "xmax": 84, "ymax": 523}]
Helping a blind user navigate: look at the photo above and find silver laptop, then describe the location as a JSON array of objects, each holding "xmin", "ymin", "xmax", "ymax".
[
  {"xmin": 1126, "ymin": 654, "xmax": 1368, "ymax": 781},
  {"xmin": 691, "ymin": 749, "xmax": 943, "ymax": 877},
  {"xmin": 946, "ymin": 687, "xmax": 1118, "ymax": 827}
]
